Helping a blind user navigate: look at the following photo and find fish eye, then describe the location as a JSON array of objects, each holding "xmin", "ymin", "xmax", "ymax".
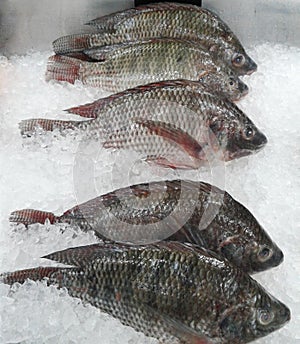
[
  {"xmin": 257, "ymin": 309, "xmax": 275, "ymax": 325},
  {"xmin": 232, "ymin": 54, "xmax": 246, "ymax": 67},
  {"xmin": 228, "ymin": 77, "xmax": 235, "ymax": 86},
  {"xmin": 242, "ymin": 126, "xmax": 255, "ymax": 140},
  {"xmin": 258, "ymin": 246, "xmax": 273, "ymax": 262}
]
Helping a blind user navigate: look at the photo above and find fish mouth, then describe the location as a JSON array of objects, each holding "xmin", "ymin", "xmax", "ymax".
[
  {"xmin": 226, "ymin": 131, "xmax": 268, "ymax": 160},
  {"xmin": 245, "ymin": 59, "xmax": 258, "ymax": 75},
  {"xmin": 254, "ymin": 131, "xmax": 268, "ymax": 149},
  {"xmin": 226, "ymin": 147, "xmax": 259, "ymax": 161},
  {"xmin": 268, "ymin": 303, "xmax": 291, "ymax": 333},
  {"xmin": 271, "ymin": 248, "xmax": 284, "ymax": 267},
  {"xmin": 250, "ymin": 248, "xmax": 284, "ymax": 273},
  {"xmin": 280, "ymin": 304, "xmax": 291, "ymax": 323},
  {"xmin": 234, "ymin": 80, "xmax": 249, "ymax": 100}
]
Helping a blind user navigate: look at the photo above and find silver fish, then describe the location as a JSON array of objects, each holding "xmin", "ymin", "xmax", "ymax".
[
  {"xmin": 46, "ymin": 38, "xmax": 248, "ymax": 101},
  {"xmin": 9, "ymin": 180, "xmax": 283, "ymax": 273},
  {"xmin": 19, "ymin": 80, "xmax": 267, "ymax": 169},
  {"xmin": 1, "ymin": 242, "xmax": 290, "ymax": 343},
  {"xmin": 53, "ymin": 2, "xmax": 257, "ymax": 75}
]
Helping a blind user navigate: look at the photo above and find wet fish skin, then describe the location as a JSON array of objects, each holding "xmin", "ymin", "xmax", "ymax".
[
  {"xmin": 9, "ymin": 180, "xmax": 282, "ymax": 274},
  {"xmin": 53, "ymin": 3, "xmax": 257, "ymax": 75},
  {"xmin": 19, "ymin": 80, "xmax": 267, "ymax": 168},
  {"xmin": 46, "ymin": 39, "xmax": 248, "ymax": 101},
  {"xmin": 172, "ymin": 184, "xmax": 284, "ymax": 273},
  {"xmin": 0, "ymin": 242, "xmax": 290, "ymax": 343}
]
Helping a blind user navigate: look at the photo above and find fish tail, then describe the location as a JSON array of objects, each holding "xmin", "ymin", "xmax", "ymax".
[
  {"xmin": 46, "ymin": 55, "xmax": 82, "ymax": 84},
  {"xmin": 53, "ymin": 34, "xmax": 92, "ymax": 54},
  {"xmin": 0, "ymin": 267, "xmax": 64, "ymax": 286},
  {"xmin": 19, "ymin": 118, "xmax": 79, "ymax": 137},
  {"xmin": 9, "ymin": 209, "xmax": 57, "ymax": 226}
]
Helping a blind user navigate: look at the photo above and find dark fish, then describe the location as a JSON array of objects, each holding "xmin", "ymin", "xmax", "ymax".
[
  {"xmin": 46, "ymin": 38, "xmax": 248, "ymax": 101},
  {"xmin": 9, "ymin": 180, "xmax": 282, "ymax": 273},
  {"xmin": 0, "ymin": 242, "xmax": 290, "ymax": 343},
  {"xmin": 19, "ymin": 80, "xmax": 267, "ymax": 169},
  {"xmin": 53, "ymin": 3, "xmax": 257, "ymax": 75}
]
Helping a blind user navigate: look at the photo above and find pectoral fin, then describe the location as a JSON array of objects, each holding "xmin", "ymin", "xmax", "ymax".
[{"xmin": 135, "ymin": 119, "xmax": 203, "ymax": 161}]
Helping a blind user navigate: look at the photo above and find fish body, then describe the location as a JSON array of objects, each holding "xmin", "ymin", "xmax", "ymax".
[
  {"xmin": 53, "ymin": 3, "xmax": 257, "ymax": 75},
  {"xmin": 46, "ymin": 39, "xmax": 248, "ymax": 101},
  {"xmin": 0, "ymin": 242, "xmax": 290, "ymax": 343},
  {"xmin": 19, "ymin": 80, "xmax": 267, "ymax": 168},
  {"xmin": 9, "ymin": 180, "xmax": 283, "ymax": 273}
]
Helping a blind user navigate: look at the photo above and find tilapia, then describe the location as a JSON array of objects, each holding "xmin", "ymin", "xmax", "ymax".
[
  {"xmin": 19, "ymin": 80, "xmax": 267, "ymax": 169},
  {"xmin": 53, "ymin": 2, "xmax": 257, "ymax": 75},
  {"xmin": 46, "ymin": 38, "xmax": 248, "ymax": 101},
  {"xmin": 0, "ymin": 242, "xmax": 290, "ymax": 343},
  {"xmin": 9, "ymin": 180, "xmax": 283, "ymax": 273}
]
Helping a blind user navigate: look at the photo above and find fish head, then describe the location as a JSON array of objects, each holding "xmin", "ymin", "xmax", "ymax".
[
  {"xmin": 223, "ymin": 113, "xmax": 267, "ymax": 161},
  {"xmin": 200, "ymin": 71, "xmax": 248, "ymax": 102},
  {"xmin": 251, "ymin": 292, "xmax": 291, "ymax": 340},
  {"xmin": 218, "ymin": 294, "xmax": 290, "ymax": 343},
  {"xmin": 216, "ymin": 194, "xmax": 284, "ymax": 273},
  {"xmin": 230, "ymin": 51, "xmax": 258, "ymax": 76},
  {"xmin": 212, "ymin": 44, "xmax": 257, "ymax": 76}
]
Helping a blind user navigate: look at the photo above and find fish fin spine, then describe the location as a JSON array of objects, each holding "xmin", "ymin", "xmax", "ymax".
[
  {"xmin": 53, "ymin": 34, "xmax": 91, "ymax": 54},
  {"xmin": 9, "ymin": 209, "xmax": 57, "ymax": 225},
  {"xmin": 19, "ymin": 118, "xmax": 79, "ymax": 137},
  {"xmin": 0, "ymin": 267, "xmax": 64, "ymax": 285},
  {"xmin": 46, "ymin": 55, "xmax": 82, "ymax": 84}
]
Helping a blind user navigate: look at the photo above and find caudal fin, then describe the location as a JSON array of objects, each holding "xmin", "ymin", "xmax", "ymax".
[
  {"xmin": 19, "ymin": 118, "xmax": 79, "ymax": 137},
  {"xmin": 0, "ymin": 267, "xmax": 65, "ymax": 286},
  {"xmin": 9, "ymin": 209, "xmax": 57, "ymax": 226},
  {"xmin": 46, "ymin": 55, "xmax": 82, "ymax": 84},
  {"xmin": 53, "ymin": 34, "xmax": 92, "ymax": 54}
]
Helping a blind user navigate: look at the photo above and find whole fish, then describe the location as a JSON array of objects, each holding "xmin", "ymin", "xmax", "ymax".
[
  {"xmin": 46, "ymin": 38, "xmax": 248, "ymax": 101},
  {"xmin": 53, "ymin": 2, "xmax": 257, "ymax": 75},
  {"xmin": 9, "ymin": 180, "xmax": 283, "ymax": 273},
  {"xmin": 0, "ymin": 242, "xmax": 290, "ymax": 343},
  {"xmin": 19, "ymin": 80, "xmax": 267, "ymax": 169}
]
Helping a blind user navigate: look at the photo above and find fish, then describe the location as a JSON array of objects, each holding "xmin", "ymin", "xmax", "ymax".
[
  {"xmin": 9, "ymin": 180, "xmax": 283, "ymax": 273},
  {"xmin": 53, "ymin": 2, "xmax": 257, "ymax": 75},
  {"xmin": 46, "ymin": 38, "xmax": 248, "ymax": 101},
  {"xmin": 0, "ymin": 242, "xmax": 290, "ymax": 343},
  {"xmin": 18, "ymin": 80, "xmax": 267, "ymax": 169}
]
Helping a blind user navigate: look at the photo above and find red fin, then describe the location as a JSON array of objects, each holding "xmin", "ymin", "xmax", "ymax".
[
  {"xmin": 68, "ymin": 79, "xmax": 201, "ymax": 119},
  {"xmin": 0, "ymin": 267, "xmax": 64, "ymax": 285},
  {"xmin": 45, "ymin": 55, "xmax": 82, "ymax": 84},
  {"xmin": 66, "ymin": 101, "xmax": 103, "ymax": 119},
  {"xmin": 19, "ymin": 118, "xmax": 79, "ymax": 137},
  {"xmin": 9, "ymin": 209, "xmax": 57, "ymax": 225},
  {"xmin": 135, "ymin": 119, "xmax": 203, "ymax": 160},
  {"xmin": 65, "ymin": 52, "xmax": 97, "ymax": 62},
  {"xmin": 52, "ymin": 34, "xmax": 92, "ymax": 54}
]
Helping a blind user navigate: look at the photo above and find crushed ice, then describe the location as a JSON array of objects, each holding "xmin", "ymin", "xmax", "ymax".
[{"xmin": 0, "ymin": 45, "xmax": 299, "ymax": 343}]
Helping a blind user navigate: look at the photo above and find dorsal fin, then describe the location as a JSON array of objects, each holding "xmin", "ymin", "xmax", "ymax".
[
  {"xmin": 42, "ymin": 241, "xmax": 223, "ymax": 268},
  {"xmin": 42, "ymin": 243, "xmax": 114, "ymax": 267},
  {"xmin": 86, "ymin": 3, "xmax": 203, "ymax": 31},
  {"xmin": 66, "ymin": 79, "xmax": 207, "ymax": 118}
]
